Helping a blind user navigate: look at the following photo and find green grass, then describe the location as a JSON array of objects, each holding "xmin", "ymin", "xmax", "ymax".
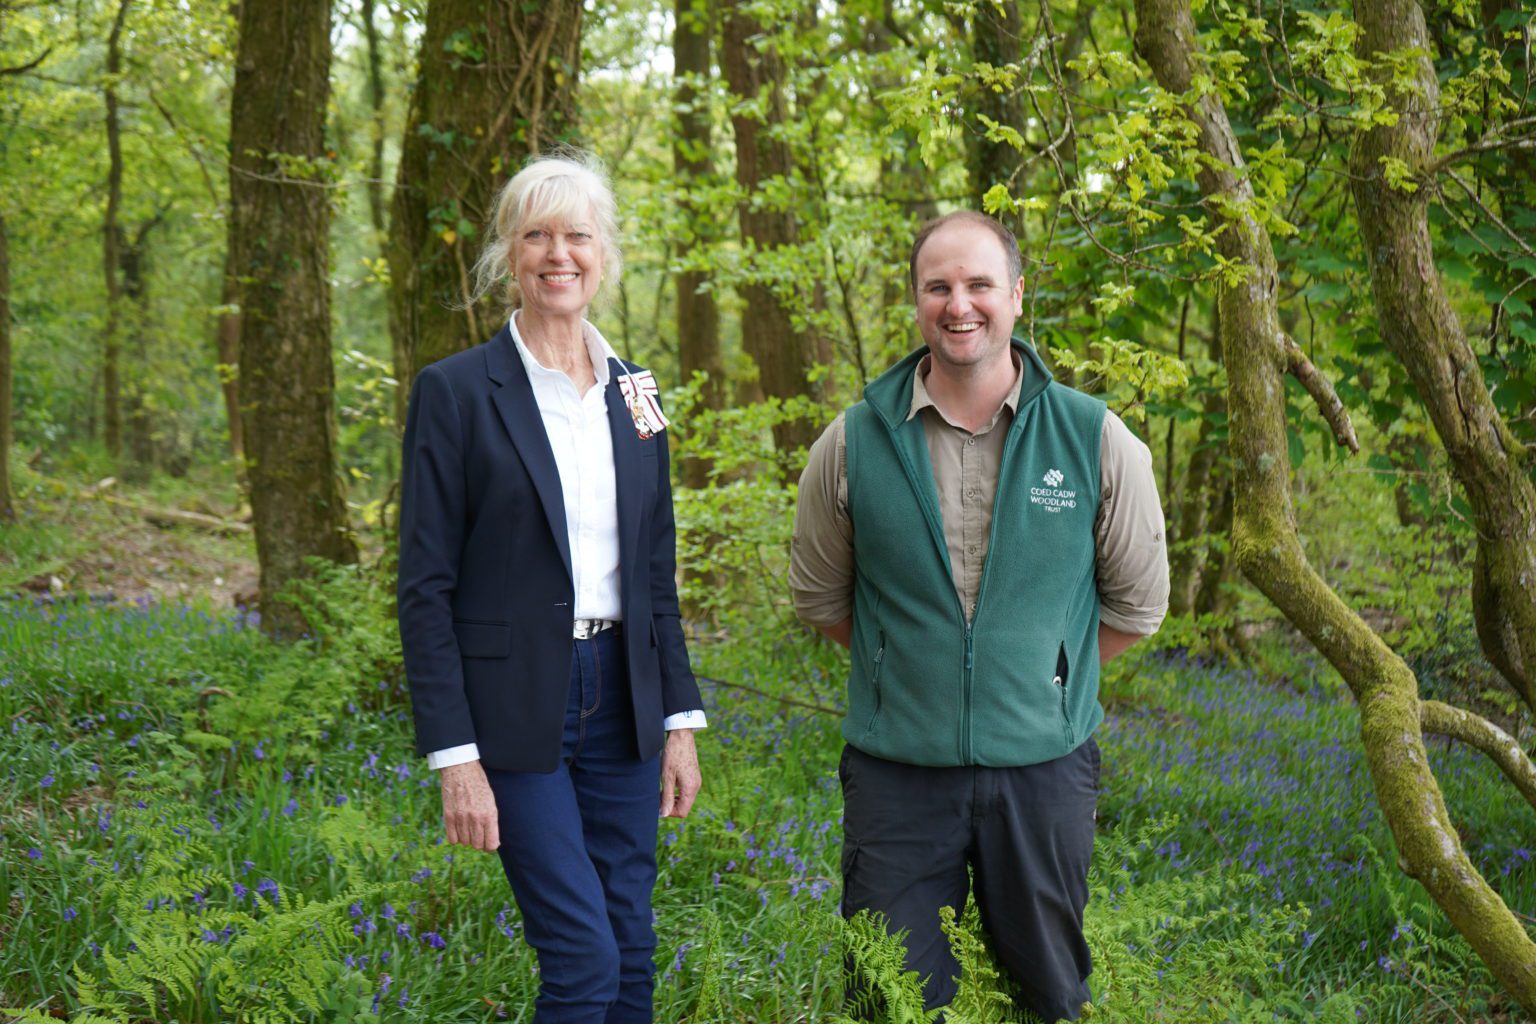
[{"xmin": 0, "ymin": 575, "xmax": 1530, "ymax": 1022}]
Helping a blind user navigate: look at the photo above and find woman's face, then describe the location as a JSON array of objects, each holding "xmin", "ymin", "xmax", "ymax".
[{"xmin": 512, "ymin": 209, "xmax": 604, "ymax": 322}]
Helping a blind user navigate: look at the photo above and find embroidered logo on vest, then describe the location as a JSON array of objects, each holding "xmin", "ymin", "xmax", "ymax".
[{"xmin": 1030, "ymin": 468, "xmax": 1077, "ymax": 513}]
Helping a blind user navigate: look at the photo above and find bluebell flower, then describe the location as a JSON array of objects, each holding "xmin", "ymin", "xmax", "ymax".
[
  {"xmin": 422, "ymin": 932, "xmax": 446, "ymax": 949},
  {"xmin": 63, "ymin": 906, "xmax": 77, "ymax": 921}
]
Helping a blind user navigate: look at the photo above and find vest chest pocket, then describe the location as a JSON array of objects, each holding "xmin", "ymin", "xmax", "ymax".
[{"xmin": 1055, "ymin": 642, "xmax": 1075, "ymax": 748}]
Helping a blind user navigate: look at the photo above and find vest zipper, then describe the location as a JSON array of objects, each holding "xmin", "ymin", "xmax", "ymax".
[{"xmin": 962, "ymin": 624, "xmax": 975, "ymax": 763}]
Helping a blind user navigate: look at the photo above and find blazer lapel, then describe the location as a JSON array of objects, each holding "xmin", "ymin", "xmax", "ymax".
[
  {"xmin": 485, "ymin": 327, "xmax": 573, "ymax": 583},
  {"xmin": 606, "ymin": 360, "xmax": 643, "ymax": 594}
]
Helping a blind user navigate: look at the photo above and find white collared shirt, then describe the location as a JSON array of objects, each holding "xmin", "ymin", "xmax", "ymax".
[{"xmin": 427, "ymin": 315, "xmax": 705, "ymax": 771}]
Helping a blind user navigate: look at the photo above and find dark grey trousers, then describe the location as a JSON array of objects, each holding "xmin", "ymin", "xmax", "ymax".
[{"xmin": 839, "ymin": 739, "xmax": 1100, "ymax": 1023}]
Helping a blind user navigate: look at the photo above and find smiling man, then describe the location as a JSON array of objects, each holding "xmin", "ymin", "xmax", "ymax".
[{"xmin": 791, "ymin": 212, "xmax": 1169, "ymax": 1021}]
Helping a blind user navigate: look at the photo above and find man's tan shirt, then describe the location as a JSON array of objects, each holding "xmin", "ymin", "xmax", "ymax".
[{"xmin": 790, "ymin": 355, "xmax": 1170, "ymax": 634}]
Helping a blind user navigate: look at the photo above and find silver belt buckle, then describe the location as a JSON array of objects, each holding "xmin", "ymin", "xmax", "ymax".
[{"xmin": 573, "ymin": 618, "xmax": 615, "ymax": 639}]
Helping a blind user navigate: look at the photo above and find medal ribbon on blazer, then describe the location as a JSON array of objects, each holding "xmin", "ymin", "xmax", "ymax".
[{"xmin": 618, "ymin": 370, "xmax": 670, "ymax": 440}]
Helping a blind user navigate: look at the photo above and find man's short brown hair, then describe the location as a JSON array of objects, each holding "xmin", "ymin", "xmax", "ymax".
[{"xmin": 908, "ymin": 211, "xmax": 1022, "ymax": 296}]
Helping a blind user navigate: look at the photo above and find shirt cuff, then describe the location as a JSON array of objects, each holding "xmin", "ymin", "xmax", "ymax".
[
  {"xmin": 663, "ymin": 710, "xmax": 707, "ymax": 731},
  {"xmin": 426, "ymin": 743, "xmax": 481, "ymax": 771}
]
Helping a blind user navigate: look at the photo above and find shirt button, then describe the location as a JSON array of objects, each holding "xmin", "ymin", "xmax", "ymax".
[
  {"xmin": 968, "ymin": 490, "xmax": 977, "ymax": 500},
  {"xmin": 967, "ymin": 545, "xmax": 976, "ymax": 555},
  {"xmin": 966, "ymin": 438, "xmax": 976, "ymax": 446}
]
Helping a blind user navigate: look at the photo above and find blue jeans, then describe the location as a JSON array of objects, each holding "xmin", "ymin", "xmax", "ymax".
[{"xmin": 485, "ymin": 628, "xmax": 661, "ymax": 1024}]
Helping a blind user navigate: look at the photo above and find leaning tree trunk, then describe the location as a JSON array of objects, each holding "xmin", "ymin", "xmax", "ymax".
[
  {"xmin": 1348, "ymin": 0, "xmax": 1536, "ymax": 711},
  {"xmin": 387, "ymin": 0, "xmax": 582, "ymax": 422},
  {"xmin": 1133, "ymin": 0, "xmax": 1536, "ymax": 1011},
  {"xmin": 0, "ymin": 210, "xmax": 13, "ymax": 522},
  {"xmin": 673, "ymin": 0, "xmax": 725, "ymax": 469},
  {"xmin": 722, "ymin": 0, "xmax": 822, "ymax": 458},
  {"xmin": 229, "ymin": 0, "xmax": 358, "ymax": 636},
  {"xmin": 101, "ymin": 0, "xmax": 129, "ymax": 461}
]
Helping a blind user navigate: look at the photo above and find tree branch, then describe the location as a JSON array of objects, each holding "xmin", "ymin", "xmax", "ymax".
[
  {"xmin": 697, "ymin": 675, "xmax": 840, "ymax": 716},
  {"xmin": 1282, "ymin": 334, "xmax": 1358, "ymax": 453},
  {"xmin": 0, "ymin": 46, "xmax": 50, "ymax": 76},
  {"xmin": 1421, "ymin": 699, "xmax": 1536, "ymax": 814}
]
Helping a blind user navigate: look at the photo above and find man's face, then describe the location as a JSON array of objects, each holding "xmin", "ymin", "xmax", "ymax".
[{"xmin": 913, "ymin": 221, "xmax": 1024, "ymax": 375}]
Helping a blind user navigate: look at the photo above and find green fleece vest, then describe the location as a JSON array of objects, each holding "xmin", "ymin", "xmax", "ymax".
[{"xmin": 844, "ymin": 340, "xmax": 1107, "ymax": 767}]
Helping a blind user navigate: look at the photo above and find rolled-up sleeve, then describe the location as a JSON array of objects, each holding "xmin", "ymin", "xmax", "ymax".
[
  {"xmin": 790, "ymin": 414, "xmax": 855, "ymax": 627},
  {"xmin": 1094, "ymin": 411, "xmax": 1170, "ymax": 635}
]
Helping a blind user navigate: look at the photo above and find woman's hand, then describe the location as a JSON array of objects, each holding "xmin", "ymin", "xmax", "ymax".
[
  {"xmin": 659, "ymin": 728, "xmax": 701, "ymax": 818},
  {"xmin": 439, "ymin": 760, "xmax": 500, "ymax": 851}
]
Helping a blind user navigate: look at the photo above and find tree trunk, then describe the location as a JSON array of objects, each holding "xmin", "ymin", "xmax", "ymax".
[
  {"xmin": 0, "ymin": 211, "xmax": 13, "ymax": 522},
  {"xmin": 1133, "ymin": 0, "xmax": 1536, "ymax": 1011},
  {"xmin": 229, "ymin": 0, "xmax": 358, "ymax": 636},
  {"xmin": 216, "ymin": 248, "xmax": 244, "ymax": 477},
  {"xmin": 387, "ymin": 0, "xmax": 583, "ymax": 423},
  {"xmin": 1348, "ymin": 0, "xmax": 1536, "ymax": 711},
  {"xmin": 360, "ymin": 0, "xmax": 388, "ymax": 239},
  {"xmin": 722, "ymin": 0, "xmax": 822, "ymax": 458},
  {"xmin": 967, "ymin": 0, "xmax": 1027, "ymax": 220},
  {"xmin": 1170, "ymin": 311, "xmax": 1225, "ymax": 617},
  {"xmin": 121, "ymin": 228, "xmax": 154, "ymax": 478},
  {"xmin": 101, "ymin": 0, "xmax": 129, "ymax": 461},
  {"xmin": 674, "ymin": 0, "xmax": 724, "ymax": 490}
]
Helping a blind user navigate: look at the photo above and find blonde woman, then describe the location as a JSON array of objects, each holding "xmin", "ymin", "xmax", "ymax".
[{"xmin": 398, "ymin": 153, "xmax": 704, "ymax": 1023}]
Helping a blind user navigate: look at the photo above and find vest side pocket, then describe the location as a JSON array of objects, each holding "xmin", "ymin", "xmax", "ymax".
[
  {"xmin": 865, "ymin": 629, "xmax": 886, "ymax": 736},
  {"xmin": 1055, "ymin": 642, "xmax": 1075, "ymax": 748}
]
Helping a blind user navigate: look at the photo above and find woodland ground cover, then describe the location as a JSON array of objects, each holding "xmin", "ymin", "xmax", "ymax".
[{"xmin": 0, "ymin": 556, "xmax": 1527, "ymax": 1022}]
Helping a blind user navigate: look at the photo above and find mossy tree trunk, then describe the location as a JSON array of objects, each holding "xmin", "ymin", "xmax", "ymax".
[
  {"xmin": 229, "ymin": 0, "xmax": 358, "ymax": 636},
  {"xmin": 673, "ymin": 0, "xmax": 724, "ymax": 487},
  {"xmin": 1348, "ymin": 0, "xmax": 1536, "ymax": 712},
  {"xmin": 1133, "ymin": 0, "xmax": 1536, "ymax": 1011},
  {"xmin": 387, "ymin": 0, "xmax": 582, "ymax": 423},
  {"xmin": 722, "ymin": 0, "xmax": 822, "ymax": 458}
]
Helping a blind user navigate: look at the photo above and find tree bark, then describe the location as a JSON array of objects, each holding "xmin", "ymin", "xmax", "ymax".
[
  {"xmin": 0, "ymin": 211, "xmax": 13, "ymax": 522},
  {"xmin": 101, "ymin": 0, "xmax": 130, "ymax": 461},
  {"xmin": 1349, "ymin": 0, "xmax": 1536, "ymax": 711},
  {"xmin": 1134, "ymin": 0, "xmax": 1536, "ymax": 1011},
  {"xmin": 1421, "ymin": 700, "xmax": 1536, "ymax": 815},
  {"xmin": 216, "ymin": 248, "xmax": 244, "ymax": 477},
  {"xmin": 967, "ymin": 0, "xmax": 1027, "ymax": 218},
  {"xmin": 1169, "ymin": 316, "xmax": 1224, "ymax": 617},
  {"xmin": 360, "ymin": 0, "xmax": 388, "ymax": 238},
  {"xmin": 673, "ymin": 0, "xmax": 725, "ymax": 488},
  {"xmin": 387, "ymin": 0, "xmax": 583, "ymax": 423},
  {"xmin": 229, "ymin": 0, "xmax": 358, "ymax": 635},
  {"xmin": 722, "ymin": 0, "xmax": 822, "ymax": 458},
  {"xmin": 121, "ymin": 218, "xmax": 161, "ymax": 478}
]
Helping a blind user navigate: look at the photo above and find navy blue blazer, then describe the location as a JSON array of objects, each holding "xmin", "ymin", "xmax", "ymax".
[{"xmin": 397, "ymin": 325, "xmax": 701, "ymax": 772}]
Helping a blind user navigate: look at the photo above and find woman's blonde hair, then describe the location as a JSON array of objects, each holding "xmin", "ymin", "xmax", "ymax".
[{"xmin": 469, "ymin": 149, "xmax": 623, "ymax": 311}]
